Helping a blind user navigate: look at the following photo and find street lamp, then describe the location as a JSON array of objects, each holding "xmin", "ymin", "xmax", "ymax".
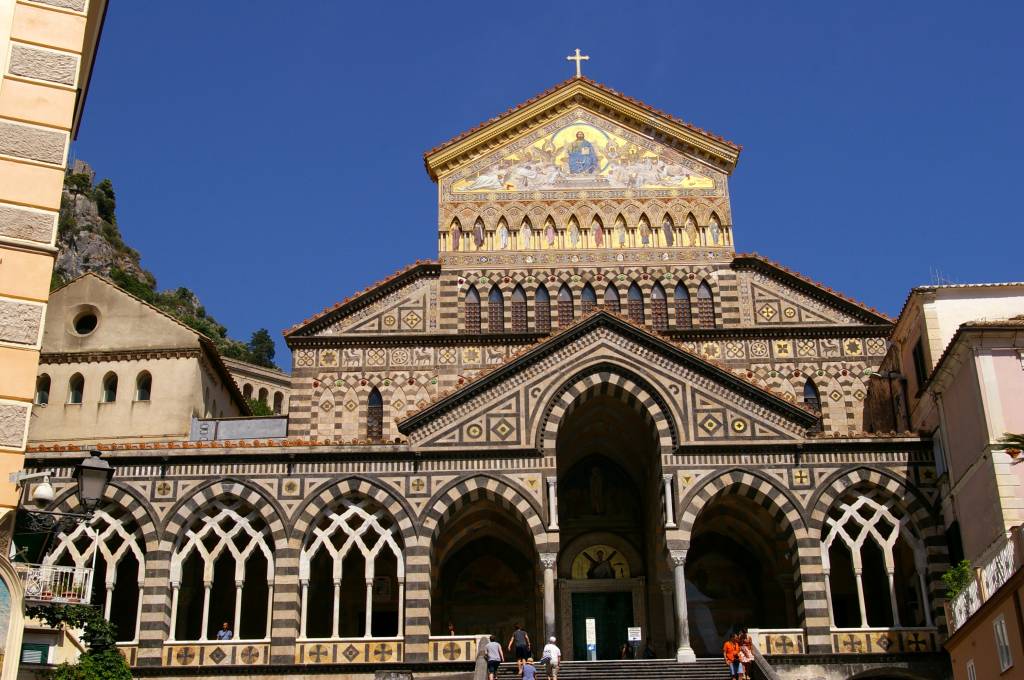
[
  {"xmin": 11, "ymin": 450, "xmax": 115, "ymax": 532},
  {"xmin": 73, "ymin": 450, "xmax": 114, "ymax": 514}
]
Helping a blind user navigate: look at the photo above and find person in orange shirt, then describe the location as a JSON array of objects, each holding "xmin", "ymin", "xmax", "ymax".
[{"xmin": 723, "ymin": 633, "xmax": 742, "ymax": 680}]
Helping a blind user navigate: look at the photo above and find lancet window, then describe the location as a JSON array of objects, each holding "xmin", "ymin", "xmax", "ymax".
[
  {"xmin": 169, "ymin": 498, "xmax": 275, "ymax": 642},
  {"xmin": 488, "ymin": 285, "xmax": 504, "ymax": 333},
  {"xmin": 135, "ymin": 371, "xmax": 152, "ymax": 401},
  {"xmin": 651, "ymin": 283, "xmax": 667, "ymax": 331},
  {"xmin": 511, "ymin": 285, "xmax": 527, "ymax": 333},
  {"xmin": 674, "ymin": 283, "xmax": 692, "ymax": 329},
  {"xmin": 367, "ymin": 387, "xmax": 384, "ymax": 440},
  {"xmin": 803, "ymin": 379, "xmax": 823, "ymax": 433},
  {"xmin": 101, "ymin": 372, "xmax": 117, "ymax": 403},
  {"xmin": 44, "ymin": 503, "xmax": 146, "ymax": 642},
  {"xmin": 535, "ymin": 285, "xmax": 551, "ymax": 333},
  {"xmin": 821, "ymin": 491, "xmax": 931, "ymax": 629},
  {"xmin": 581, "ymin": 284, "xmax": 597, "ymax": 315},
  {"xmin": 604, "ymin": 283, "xmax": 620, "ymax": 314},
  {"xmin": 35, "ymin": 374, "xmax": 50, "ymax": 405},
  {"xmin": 627, "ymin": 282, "xmax": 644, "ymax": 324},
  {"xmin": 464, "ymin": 285, "xmax": 480, "ymax": 334},
  {"xmin": 557, "ymin": 284, "xmax": 574, "ymax": 328},
  {"xmin": 68, "ymin": 373, "xmax": 84, "ymax": 404},
  {"xmin": 697, "ymin": 281, "xmax": 715, "ymax": 327},
  {"xmin": 299, "ymin": 496, "xmax": 405, "ymax": 639}
]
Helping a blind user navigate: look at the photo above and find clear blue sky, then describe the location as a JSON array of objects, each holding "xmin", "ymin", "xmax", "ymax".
[{"xmin": 71, "ymin": 2, "xmax": 1023, "ymax": 368}]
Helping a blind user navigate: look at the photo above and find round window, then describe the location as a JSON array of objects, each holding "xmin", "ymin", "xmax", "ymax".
[{"xmin": 73, "ymin": 311, "xmax": 98, "ymax": 335}]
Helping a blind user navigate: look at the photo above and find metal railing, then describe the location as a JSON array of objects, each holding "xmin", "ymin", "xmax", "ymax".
[
  {"xmin": 14, "ymin": 563, "xmax": 94, "ymax": 604},
  {"xmin": 948, "ymin": 526, "xmax": 1024, "ymax": 634}
]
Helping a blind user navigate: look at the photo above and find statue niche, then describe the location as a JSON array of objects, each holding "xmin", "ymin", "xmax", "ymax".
[{"xmin": 558, "ymin": 455, "xmax": 638, "ymax": 528}]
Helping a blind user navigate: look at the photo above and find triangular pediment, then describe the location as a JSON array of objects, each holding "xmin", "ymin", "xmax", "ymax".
[
  {"xmin": 424, "ymin": 78, "xmax": 741, "ymax": 183},
  {"xmin": 398, "ymin": 312, "xmax": 817, "ymax": 452}
]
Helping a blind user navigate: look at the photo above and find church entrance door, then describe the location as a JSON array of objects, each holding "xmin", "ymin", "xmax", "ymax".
[{"xmin": 571, "ymin": 591, "xmax": 633, "ymax": 660}]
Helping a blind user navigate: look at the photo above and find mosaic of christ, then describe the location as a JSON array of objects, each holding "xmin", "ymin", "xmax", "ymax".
[{"xmin": 452, "ymin": 121, "xmax": 715, "ymax": 193}]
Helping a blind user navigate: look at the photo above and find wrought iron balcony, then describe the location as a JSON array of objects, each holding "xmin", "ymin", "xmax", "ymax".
[{"xmin": 14, "ymin": 563, "xmax": 94, "ymax": 604}]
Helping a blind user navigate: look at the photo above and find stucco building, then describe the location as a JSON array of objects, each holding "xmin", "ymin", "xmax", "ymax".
[
  {"xmin": 223, "ymin": 357, "xmax": 290, "ymax": 415},
  {"xmin": 23, "ymin": 76, "xmax": 954, "ymax": 679}
]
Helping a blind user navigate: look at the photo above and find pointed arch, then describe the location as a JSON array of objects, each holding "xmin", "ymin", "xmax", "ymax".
[
  {"xmin": 696, "ymin": 280, "xmax": 715, "ymax": 327},
  {"xmin": 557, "ymin": 282, "xmax": 574, "ymax": 328},
  {"xmin": 496, "ymin": 216, "xmax": 510, "ymax": 249},
  {"xmin": 543, "ymin": 215, "xmax": 557, "ymax": 247},
  {"xmin": 637, "ymin": 213, "xmax": 652, "ymax": 246},
  {"xmin": 580, "ymin": 282, "xmax": 597, "ymax": 315},
  {"xmin": 603, "ymin": 282, "xmax": 620, "ymax": 314},
  {"xmin": 511, "ymin": 284, "xmax": 527, "ymax": 332},
  {"xmin": 449, "ymin": 218, "xmax": 461, "ymax": 252},
  {"xmin": 567, "ymin": 214, "xmax": 581, "ymax": 247},
  {"xmin": 519, "ymin": 216, "xmax": 533, "ymax": 249},
  {"xmin": 535, "ymin": 283, "xmax": 551, "ymax": 333},
  {"xmin": 709, "ymin": 212, "xmax": 722, "ymax": 246},
  {"xmin": 488, "ymin": 284, "xmax": 504, "ymax": 333},
  {"xmin": 367, "ymin": 386, "xmax": 384, "ymax": 440},
  {"xmin": 464, "ymin": 284, "xmax": 480, "ymax": 334},
  {"xmin": 472, "ymin": 217, "xmax": 485, "ymax": 249},
  {"xmin": 684, "ymin": 212, "xmax": 698, "ymax": 246},
  {"xmin": 803, "ymin": 378, "xmax": 823, "ymax": 433},
  {"xmin": 627, "ymin": 281, "xmax": 644, "ymax": 324},
  {"xmin": 661, "ymin": 213, "xmax": 675, "ymax": 247},
  {"xmin": 591, "ymin": 215, "xmax": 605, "ymax": 247},
  {"xmin": 650, "ymin": 281, "xmax": 667, "ymax": 331},
  {"xmin": 613, "ymin": 213, "xmax": 627, "ymax": 247}
]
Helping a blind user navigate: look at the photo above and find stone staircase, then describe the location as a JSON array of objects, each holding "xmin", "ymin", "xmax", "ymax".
[{"xmin": 495, "ymin": 659, "xmax": 732, "ymax": 680}]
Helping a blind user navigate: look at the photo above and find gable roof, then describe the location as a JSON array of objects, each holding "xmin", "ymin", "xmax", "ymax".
[
  {"xmin": 732, "ymin": 253, "xmax": 893, "ymax": 325},
  {"xmin": 423, "ymin": 77, "xmax": 742, "ymax": 181},
  {"xmin": 51, "ymin": 273, "xmax": 251, "ymax": 415},
  {"xmin": 284, "ymin": 260, "xmax": 439, "ymax": 339},
  {"xmin": 398, "ymin": 309, "xmax": 819, "ymax": 435}
]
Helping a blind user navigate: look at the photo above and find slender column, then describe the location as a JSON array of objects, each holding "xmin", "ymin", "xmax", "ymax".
[
  {"xmin": 887, "ymin": 571, "xmax": 900, "ymax": 627},
  {"xmin": 265, "ymin": 583, "xmax": 275, "ymax": 641},
  {"xmin": 546, "ymin": 477, "xmax": 559, "ymax": 531},
  {"xmin": 300, "ymin": 580, "xmax": 309, "ymax": 638},
  {"xmin": 917, "ymin": 570, "xmax": 933, "ymax": 627},
  {"xmin": 332, "ymin": 580, "xmax": 341, "ymax": 639},
  {"xmin": 662, "ymin": 475, "xmax": 677, "ymax": 528},
  {"xmin": 669, "ymin": 550, "xmax": 696, "ymax": 662},
  {"xmin": 234, "ymin": 581, "xmax": 244, "ymax": 638},
  {"xmin": 168, "ymin": 583, "xmax": 180, "ymax": 640},
  {"xmin": 823, "ymin": 570, "xmax": 835, "ymax": 627},
  {"xmin": 200, "ymin": 581, "xmax": 212, "ymax": 641},
  {"xmin": 135, "ymin": 580, "xmax": 145, "ymax": 642},
  {"xmin": 104, "ymin": 585, "xmax": 114, "ymax": 619},
  {"xmin": 540, "ymin": 553, "xmax": 557, "ymax": 638},
  {"xmin": 397, "ymin": 579, "xmax": 406, "ymax": 637},
  {"xmin": 364, "ymin": 579, "xmax": 374, "ymax": 638},
  {"xmin": 854, "ymin": 570, "xmax": 868, "ymax": 628}
]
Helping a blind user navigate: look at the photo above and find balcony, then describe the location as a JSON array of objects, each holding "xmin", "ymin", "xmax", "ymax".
[
  {"xmin": 947, "ymin": 526, "xmax": 1024, "ymax": 634},
  {"xmin": 14, "ymin": 563, "xmax": 94, "ymax": 604}
]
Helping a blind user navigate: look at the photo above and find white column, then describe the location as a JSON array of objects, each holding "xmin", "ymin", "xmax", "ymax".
[
  {"xmin": 887, "ymin": 571, "xmax": 901, "ymax": 627},
  {"xmin": 540, "ymin": 553, "xmax": 557, "ymax": 638},
  {"xmin": 135, "ymin": 580, "xmax": 145, "ymax": 642},
  {"xmin": 104, "ymin": 585, "xmax": 114, "ymax": 619},
  {"xmin": 364, "ymin": 579, "xmax": 374, "ymax": 638},
  {"xmin": 234, "ymin": 581, "xmax": 244, "ymax": 638},
  {"xmin": 168, "ymin": 583, "xmax": 180, "ymax": 640},
  {"xmin": 670, "ymin": 550, "xmax": 696, "ymax": 662},
  {"xmin": 265, "ymin": 583, "xmax": 275, "ymax": 641},
  {"xmin": 854, "ymin": 570, "xmax": 868, "ymax": 628},
  {"xmin": 200, "ymin": 581, "xmax": 212, "ymax": 641},
  {"xmin": 917, "ymin": 570, "xmax": 933, "ymax": 627},
  {"xmin": 663, "ymin": 475, "xmax": 677, "ymax": 528},
  {"xmin": 397, "ymin": 580, "xmax": 406, "ymax": 637},
  {"xmin": 546, "ymin": 477, "xmax": 559, "ymax": 531},
  {"xmin": 332, "ymin": 580, "xmax": 341, "ymax": 639},
  {"xmin": 300, "ymin": 580, "xmax": 309, "ymax": 639}
]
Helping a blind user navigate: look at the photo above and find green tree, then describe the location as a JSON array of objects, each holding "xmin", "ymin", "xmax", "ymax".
[
  {"xmin": 247, "ymin": 398, "xmax": 273, "ymax": 416},
  {"xmin": 942, "ymin": 559, "xmax": 974, "ymax": 598},
  {"xmin": 246, "ymin": 329, "xmax": 276, "ymax": 368},
  {"xmin": 25, "ymin": 603, "xmax": 131, "ymax": 680},
  {"xmin": 93, "ymin": 178, "xmax": 116, "ymax": 223}
]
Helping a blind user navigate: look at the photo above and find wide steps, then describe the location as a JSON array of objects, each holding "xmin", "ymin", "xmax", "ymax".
[{"xmin": 495, "ymin": 659, "xmax": 731, "ymax": 680}]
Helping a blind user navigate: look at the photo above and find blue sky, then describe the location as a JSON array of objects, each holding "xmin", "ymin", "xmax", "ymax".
[{"xmin": 71, "ymin": 2, "xmax": 1024, "ymax": 368}]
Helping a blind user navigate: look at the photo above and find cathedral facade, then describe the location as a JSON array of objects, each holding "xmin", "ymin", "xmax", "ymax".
[{"xmin": 25, "ymin": 77, "xmax": 949, "ymax": 679}]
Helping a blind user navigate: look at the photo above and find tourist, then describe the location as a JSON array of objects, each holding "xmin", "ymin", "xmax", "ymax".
[
  {"xmin": 723, "ymin": 633, "xmax": 742, "ymax": 680},
  {"xmin": 737, "ymin": 629, "xmax": 754, "ymax": 680},
  {"xmin": 522, "ymin": 656, "xmax": 537, "ymax": 680},
  {"xmin": 642, "ymin": 640, "xmax": 656, "ymax": 659},
  {"xmin": 485, "ymin": 635, "xmax": 504, "ymax": 680},
  {"xmin": 540, "ymin": 636, "xmax": 561, "ymax": 680},
  {"xmin": 216, "ymin": 622, "xmax": 233, "ymax": 640},
  {"xmin": 508, "ymin": 624, "xmax": 531, "ymax": 674},
  {"xmin": 448, "ymin": 621, "xmax": 456, "ymax": 636}
]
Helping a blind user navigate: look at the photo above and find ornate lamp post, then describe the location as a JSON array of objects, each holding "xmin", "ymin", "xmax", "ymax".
[{"xmin": 11, "ymin": 450, "xmax": 115, "ymax": 533}]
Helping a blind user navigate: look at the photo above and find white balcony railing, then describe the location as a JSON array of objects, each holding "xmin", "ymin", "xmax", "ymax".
[
  {"xmin": 948, "ymin": 527, "xmax": 1024, "ymax": 634},
  {"xmin": 14, "ymin": 563, "xmax": 94, "ymax": 604}
]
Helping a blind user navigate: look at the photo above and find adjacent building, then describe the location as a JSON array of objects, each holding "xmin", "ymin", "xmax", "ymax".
[{"xmin": 223, "ymin": 357, "xmax": 290, "ymax": 415}]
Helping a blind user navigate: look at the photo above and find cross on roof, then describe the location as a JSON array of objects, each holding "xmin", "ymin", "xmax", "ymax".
[{"xmin": 566, "ymin": 48, "xmax": 589, "ymax": 78}]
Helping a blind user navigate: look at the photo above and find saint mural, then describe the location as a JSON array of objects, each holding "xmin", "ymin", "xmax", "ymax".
[
  {"xmin": 451, "ymin": 121, "xmax": 716, "ymax": 194},
  {"xmin": 570, "ymin": 545, "xmax": 630, "ymax": 580}
]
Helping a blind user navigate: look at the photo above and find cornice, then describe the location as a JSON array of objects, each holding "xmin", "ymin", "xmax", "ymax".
[
  {"xmin": 287, "ymin": 331, "xmax": 546, "ymax": 350},
  {"xmin": 39, "ymin": 347, "xmax": 201, "ymax": 364}
]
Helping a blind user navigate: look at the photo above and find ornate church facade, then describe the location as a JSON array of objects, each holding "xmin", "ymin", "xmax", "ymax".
[{"xmin": 25, "ymin": 77, "xmax": 949, "ymax": 679}]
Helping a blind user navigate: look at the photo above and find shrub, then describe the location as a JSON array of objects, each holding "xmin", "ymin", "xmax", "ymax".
[
  {"xmin": 942, "ymin": 559, "xmax": 974, "ymax": 598},
  {"xmin": 247, "ymin": 398, "xmax": 274, "ymax": 416}
]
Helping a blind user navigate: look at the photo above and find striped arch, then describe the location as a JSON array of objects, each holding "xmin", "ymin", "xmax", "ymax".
[
  {"xmin": 50, "ymin": 480, "xmax": 160, "ymax": 554},
  {"xmin": 538, "ymin": 365, "xmax": 677, "ymax": 455},
  {"xmin": 421, "ymin": 475, "xmax": 547, "ymax": 547},
  {"xmin": 292, "ymin": 476, "xmax": 417, "ymax": 547}
]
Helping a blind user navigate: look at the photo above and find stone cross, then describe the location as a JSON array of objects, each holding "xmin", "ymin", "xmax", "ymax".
[{"xmin": 566, "ymin": 48, "xmax": 589, "ymax": 78}]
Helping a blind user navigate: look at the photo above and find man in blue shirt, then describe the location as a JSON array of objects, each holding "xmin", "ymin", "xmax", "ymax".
[{"xmin": 216, "ymin": 622, "xmax": 233, "ymax": 640}]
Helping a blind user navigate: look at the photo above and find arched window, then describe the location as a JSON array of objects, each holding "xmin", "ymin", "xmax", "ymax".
[
  {"xmin": 511, "ymin": 285, "xmax": 527, "ymax": 333},
  {"xmin": 242, "ymin": 383, "xmax": 253, "ymax": 400},
  {"xmin": 557, "ymin": 284, "xmax": 574, "ymax": 328},
  {"xmin": 258, "ymin": 387, "xmax": 269, "ymax": 405},
  {"xmin": 68, "ymin": 373, "xmax": 84, "ymax": 405},
  {"xmin": 273, "ymin": 392, "xmax": 284, "ymax": 414},
  {"xmin": 651, "ymin": 283, "xmax": 667, "ymax": 331},
  {"xmin": 674, "ymin": 282, "xmax": 692, "ymax": 329},
  {"xmin": 367, "ymin": 387, "xmax": 384, "ymax": 440},
  {"xmin": 535, "ymin": 285, "xmax": 551, "ymax": 333},
  {"xmin": 488, "ymin": 285, "xmax": 504, "ymax": 333},
  {"xmin": 803, "ymin": 378, "xmax": 822, "ymax": 433},
  {"xmin": 661, "ymin": 214, "xmax": 675, "ymax": 247},
  {"xmin": 604, "ymin": 283, "xmax": 620, "ymax": 314},
  {"xmin": 627, "ymin": 282, "xmax": 644, "ymax": 324},
  {"xmin": 170, "ymin": 498, "xmax": 274, "ymax": 641},
  {"xmin": 135, "ymin": 371, "xmax": 152, "ymax": 401},
  {"xmin": 697, "ymin": 281, "xmax": 715, "ymax": 327},
  {"xmin": 35, "ymin": 374, "xmax": 50, "ymax": 405},
  {"xmin": 581, "ymin": 283, "xmax": 597, "ymax": 315},
  {"xmin": 464, "ymin": 285, "xmax": 480, "ymax": 334},
  {"xmin": 101, "ymin": 373, "xmax": 117, "ymax": 403}
]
